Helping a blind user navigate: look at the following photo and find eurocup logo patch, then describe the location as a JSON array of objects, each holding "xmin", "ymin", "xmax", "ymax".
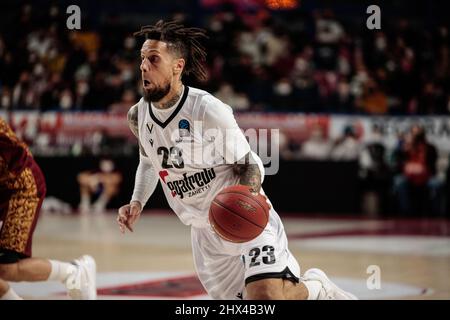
[{"xmin": 178, "ymin": 119, "xmax": 190, "ymax": 137}]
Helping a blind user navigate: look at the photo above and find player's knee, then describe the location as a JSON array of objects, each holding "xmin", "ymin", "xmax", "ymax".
[
  {"xmin": 0, "ymin": 263, "xmax": 19, "ymax": 281},
  {"xmin": 246, "ymin": 279, "xmax": 285, "ymax": 300}
]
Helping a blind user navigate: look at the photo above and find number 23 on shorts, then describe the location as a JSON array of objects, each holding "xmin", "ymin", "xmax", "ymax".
[{"xmin": 246, "ymin": 245, "xmax": 276, "ymax": 267}]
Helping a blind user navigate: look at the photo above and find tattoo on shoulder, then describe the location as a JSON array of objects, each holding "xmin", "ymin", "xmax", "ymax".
[
  {"xmin": 127, "ymin": 104, "xmax": 139, "ymax": 138},
  {"xmin": 127, "ymin": 104, "xmax": 148, "ymax": 157}
]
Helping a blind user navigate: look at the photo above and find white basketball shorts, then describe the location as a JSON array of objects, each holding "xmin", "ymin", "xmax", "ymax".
[{"xmin": 191, "ymin": 207, "xmax": 300, "ymax": 300}]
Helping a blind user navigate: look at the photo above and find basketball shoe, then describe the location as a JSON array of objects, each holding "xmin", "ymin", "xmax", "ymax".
[
  {"xmin": 64, "ymin": 255, "xmax": 97, "ymax": 300},
  {"xmin": 303, "ymin": 268, "xmax": 358, "ymax": 300}
]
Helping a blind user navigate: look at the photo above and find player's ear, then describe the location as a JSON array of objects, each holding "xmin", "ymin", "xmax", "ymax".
[{"xmin": 173, "ymin": 58, "xmax": 185, "ymax": 76}]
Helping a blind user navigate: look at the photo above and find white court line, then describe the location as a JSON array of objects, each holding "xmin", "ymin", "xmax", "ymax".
[
  {"xmin": 290, "ymin": 236, "xmax": 450, "ymax": 256},
  {"xmin": 10, "ymin": 272, "xmax": 427, "ymax": 300}
]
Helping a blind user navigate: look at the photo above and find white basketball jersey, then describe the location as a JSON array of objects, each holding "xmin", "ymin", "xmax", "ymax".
[{"xmin": 136, "ymin": 86, "xmax": 263, "ymax": 228}]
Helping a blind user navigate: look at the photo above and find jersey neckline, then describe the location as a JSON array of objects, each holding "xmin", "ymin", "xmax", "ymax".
[{"xmin": 148, "ymin": 86, "xmax": 190, "ymax": 129}]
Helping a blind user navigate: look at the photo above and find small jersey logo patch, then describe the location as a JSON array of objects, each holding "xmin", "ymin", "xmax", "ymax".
[{"xmin": 178, "ymin": 119, "xmax": 190, "ymax": 137}]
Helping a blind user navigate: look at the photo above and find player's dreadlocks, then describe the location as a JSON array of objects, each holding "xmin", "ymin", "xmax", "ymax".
[{"xmin": 134, "ymin": 20, "xmax": 208, "ymax": 82}]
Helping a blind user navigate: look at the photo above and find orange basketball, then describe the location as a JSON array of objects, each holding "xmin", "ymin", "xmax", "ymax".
[{"xmin": 209, "ymin": 185, "xmax": 270, "ymax": 243}]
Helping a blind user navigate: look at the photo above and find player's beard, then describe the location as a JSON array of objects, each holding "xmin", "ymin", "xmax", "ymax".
[{"xmin": 143, "ymin": 82, "xmax": 171, "ymax": 103}]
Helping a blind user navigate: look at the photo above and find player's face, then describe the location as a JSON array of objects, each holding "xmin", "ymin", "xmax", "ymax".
[{"xmin": 140, "ymin": 40, "xmax": 174, "ymax": 102}]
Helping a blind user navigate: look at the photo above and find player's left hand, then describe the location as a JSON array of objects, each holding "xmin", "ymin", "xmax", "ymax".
[{"xmin": 117, "ymin": 201, "xmax": 142, "ymax": 233}]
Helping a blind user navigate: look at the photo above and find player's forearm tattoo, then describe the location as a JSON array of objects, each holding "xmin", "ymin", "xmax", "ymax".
[{"xmin": 233, "ymin": 153, "xmax": 261, "ymax": 194}]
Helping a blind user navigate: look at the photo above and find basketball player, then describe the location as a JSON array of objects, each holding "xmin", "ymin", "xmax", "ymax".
[
  {"xmin": 117, "ymin": 20, "xmax": 357, "ymax": 300},
  {"xmin": 0, "ymin": 118, "xmax": 96, "ymax": 300}
]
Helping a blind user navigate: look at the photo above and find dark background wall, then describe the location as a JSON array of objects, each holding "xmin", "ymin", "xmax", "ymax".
[{"xmin": 35, "ymin": 156, "xmax": 360, "ymax": 214}]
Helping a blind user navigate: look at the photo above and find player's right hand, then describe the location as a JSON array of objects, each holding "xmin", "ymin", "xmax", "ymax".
[{"xmin": 117, "ymin": 201, "xmax": 142, "ymax": 234}]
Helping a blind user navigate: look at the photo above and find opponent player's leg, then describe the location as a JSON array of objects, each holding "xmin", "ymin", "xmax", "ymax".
[
  {"xmin": 0, "ymin": 252, "xmax": 97, "ymax": 300},
  {"xmin": 0, "ymin": 278, "xmax": 22, "ymax": 300},
  {"xmin": 92, "ymin": 178, "xmax": 117, "ymax": 213},
  {"xmin": 0, "ymin": 252, "xmax": 72, "ymax": 282},
  {"xmin": 77, "ymin": 172, "xmax": 93, "ymax": 213},
  {"xmin": 0, "ymin": 253, "xmax": 53, "ymax": 282},
  {"xmin": 0, "ymin": 168, "xmax": 96, "ymax": 299}
]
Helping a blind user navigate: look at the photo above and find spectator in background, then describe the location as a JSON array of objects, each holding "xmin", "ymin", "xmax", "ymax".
[
  {"xmin": 290, "ymin": 48, "xmax": 322, "ymax": 112},
  {"xmin": 108, "ymin": 89, "xmax": 137, "ymax": 114},
  {"xmin": 58, "ymin": 88, "xmax": 73, "ymax": 111},
  {"xmin": 40, "ymin": 73, "xmax": 62, "ymax": 111},
  {"xmin": 315, "ymin": 9, "xmax": 344, "ymax": 45},
  {"xmin": 270, "ymin": 77, "xmax": 296, "ymax": 110},
  {"xmin": 277, "ymin": 131, "xmax": 302, "ymax": 161},
  {"xmin": 359, "ymin": 125, "xmax": 391, "ymax": 216},
  {"xmin": 356, "ymin": 77, "xmax": 388, "ymax": 114},
  {"xmin": 12, "ymin": 71, "xmax": 37, "ymax": 109},
  {"xmin": 392, "ymin": 125, "xmax": 445, "ymax": 216},
  {"xmin": 314, "ymin": 9, "xmax": 344, "ymax": 71},
  {"xmin": 330, "ymin": 124, "xmax": 361, "ymax": 161},
  {"xmin": 446, "ymin": 153, "xmax": 450, "ymax": 217},
  {"xmin": 214, "ymin": 82, "xmax": 250, "ymax": 111},
  {"xmin": 77, "ymin": 159, "xmax": 123, "ymax": 214},
  {"xmin": 0, "ymin": 87, "xmax": 12, "ymax": 109},
  {"xmin": 0, "ymin": 3, "xmax": 448, "ymax": 114},
  {"xmin": 247, "ymin": 65, "xmax": 272, "ymax": 110},
  {"xmin": 328, "ymin": 78, "xmax": 354, "ymax": 113},
  {"xmin": 415, "ymin": 81, "xmax": 447, "ymax": 115},
  {"xmin": 300, "ymin": 125, "xmax": 331, "ymax": 160},
  {"xmin": 74, "ymin": 79, "xmax": 90, "ymax": 110}
]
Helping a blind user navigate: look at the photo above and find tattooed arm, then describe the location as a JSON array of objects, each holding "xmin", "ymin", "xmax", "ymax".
[
  {"xmin": 118, "ymin": 104, "xmax": 157, "ymax": 233},
  {"xmin": 233, "ymin": 152, "xmax": 262, "ymax": 195},
  {"xmin": 127, "ymin": 104, "xmax": 148, "ymax": 157}
]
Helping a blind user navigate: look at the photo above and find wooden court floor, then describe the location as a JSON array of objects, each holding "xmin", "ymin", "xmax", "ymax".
[{"xmin": 10, "ymin": 211, "xmax": 450, "ymax": 300}]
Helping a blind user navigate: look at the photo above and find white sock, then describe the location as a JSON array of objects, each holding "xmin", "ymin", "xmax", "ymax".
[
  {"xmin": 93, "ymin": 194, "xmax": 108, "ymax": 212},
  {"xmin": 79, "ymin": 195, "xmax": 91, "ymax": 212},
  {"xmin": 1, "ymin": 287, "xmax": 23, "ymax": 300},
  {"xmin": 47, "ymin": 260, "xmax": 77, "ymax": 282},
  {"xmin": 303, "ymin": 279, "xmax": 323, "ymax": 300}
]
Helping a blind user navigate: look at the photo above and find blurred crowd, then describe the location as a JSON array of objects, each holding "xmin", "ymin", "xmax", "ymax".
[
  {"xmin": 0, "ymin": 1, "xmax": 449, "ymax": 114},
  {"xmin": 281, "ymin": 123, "xmax": 448, "ymax": 216}
]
